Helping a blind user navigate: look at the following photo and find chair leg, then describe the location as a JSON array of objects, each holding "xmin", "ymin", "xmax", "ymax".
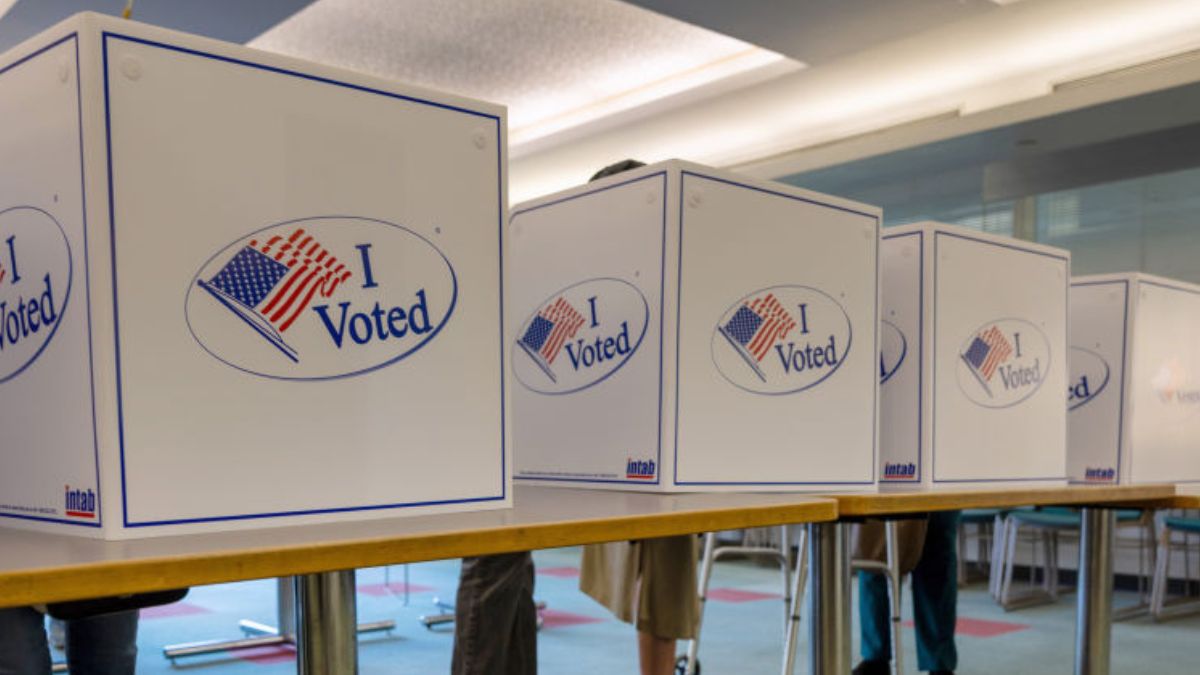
[
  {"xmin": 1000, "ymin": 518, "xmax": 1019, "ymax": 607},
  {"xmin": 783, "ymin": 528, "xmax": 808, "ymax": 675},
  {"xmin": 1150, "ymin": 526, "xmax": 1171, "ymax": 620},
  {"xmin": 779, "ymin": 525, "xmax": 792, "ymax": 641},
  {"xmin": 684, "ymin": 532, "xmax": 718, "ymax": 674},
  {"xmin": 957, "ymin": 521, "xmax": 968, "ymax": 589},
  {"xmin": 885, "ymin": 521, "xmax": 904, "ymax": 675},
  {"xmin": 1047, "ymin": 531, "xmax": 1060, "ymax": 602},
  {"xmin": 989, "ymin": 515, "xmax": 1007, "ymax": 600}
]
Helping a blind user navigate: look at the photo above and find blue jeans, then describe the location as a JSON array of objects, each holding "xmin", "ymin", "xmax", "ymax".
[
  {"xmin": 859, "ymin": 510, "xmax": 960, "ymax": 672},
  {"xmin": 0, "ymin": 606, "xmax": 138, "ymax": 675}
]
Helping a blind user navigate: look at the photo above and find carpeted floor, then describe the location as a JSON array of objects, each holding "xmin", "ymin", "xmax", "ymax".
[{"xmin": 97, "ymin": 545, "xmax": 1199, "ymax": 674}]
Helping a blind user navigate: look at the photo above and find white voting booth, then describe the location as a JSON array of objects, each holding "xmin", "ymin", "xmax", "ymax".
[
  {"xmin": 0, "ymin": 14, "xmax": 509, "ymax": 539},
  {"xmin": 1069, "ymin": 273, "xmax": 1200, "ymax": 484},
  {"xmin": 878, "ymin": 222, "xmax": 1069, "ymax": 488},
  {"xmin": 509, "ymin": 160, "xmax": 880, "ymax": 492}
]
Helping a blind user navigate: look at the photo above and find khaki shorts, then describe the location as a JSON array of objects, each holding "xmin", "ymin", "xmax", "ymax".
[{"xmin": 579, "ymin": 535, "xmax": 699, "ymax": 640}]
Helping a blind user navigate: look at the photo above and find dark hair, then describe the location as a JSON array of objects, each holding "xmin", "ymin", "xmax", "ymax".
[{"xmin": 589, "ymin": 159, "xmax": 646, "ymax": 182}]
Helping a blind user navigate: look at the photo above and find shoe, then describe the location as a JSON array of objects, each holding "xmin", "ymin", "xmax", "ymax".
[
  {"xmin": 851, "ymin": 661, "xmax": 889, "ymax": 675},
  {"xmin": 930, "ymin": 671, "xmax": 955, "ymax": 675}
]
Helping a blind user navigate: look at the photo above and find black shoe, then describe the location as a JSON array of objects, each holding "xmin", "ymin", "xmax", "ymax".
[
  {"xmin": 930, "ymin": 671, "xmax": 955, "ymax": 675},
  {"xmin": 851, "ymin": 661, "xmax": 889, "ymax": 675}
]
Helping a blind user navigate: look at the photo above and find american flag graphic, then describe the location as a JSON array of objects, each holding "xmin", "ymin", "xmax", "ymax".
[
  {"xmin": 522, "ymin": 298, "xmax": 585, "ymax": 363},
  {"xmin": 962, "ymin": 325, "xmax": 1013, "ymax": 382},
  {"xmin": 198, "ymin": 228, "xmax": 352, "ymax": 362},
  {"xmin": 719, "ymin": 294, "xmax": 797, "ymax": 382},
  {"xmin": 518, "ymin": 297, "xmax": 585, "ymax": 382},
  {"xmin": 722, "ymin": 294, "xmax": 798, "ymax": 361}
]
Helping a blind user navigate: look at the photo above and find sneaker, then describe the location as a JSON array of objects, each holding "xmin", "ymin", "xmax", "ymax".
[{"xmin": 851, "ymin": 661, "xmax": 889, "ymax": 675}]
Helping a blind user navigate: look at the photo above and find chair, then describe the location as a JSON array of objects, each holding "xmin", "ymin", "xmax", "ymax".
[
  {"xmin": 1149, "ymin": 512, "xmax": 1200, "ymax": 621},
  {"xmin": 996, "ymin": 508, "xmax": 1148, "ymax": 611},
  {"xmin": 957, "ymin": 509, "xmax": 1004, "ymax": 589},
  {"xmin": 680, "ymin": 526, "xmax": 806, "ymax": 675}
]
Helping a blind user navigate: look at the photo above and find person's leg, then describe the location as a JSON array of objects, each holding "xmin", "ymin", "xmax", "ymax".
[
  {"xmin": 857, "ymin": 570, "xmax": 892, "ymax": 664},
  {"xmin": 0, "ymin": 606, "xmax": 52, "ymax": 675},
  {"xmin": 634, "ymin": 536, "xmax": 697, "ymax": 675},
  {"xmin": 637, "ymin": 631, "xmax": 676, "ymax": 675},
  {"xmin": 451, "ymin": 552, "xmax": 537, "ymax": 675},
  {"xmin": 911, "ymin": 510, "xmax": 961, "ymax": 673},
  {"xmin": 64, "ymin": 609, "xmax": 139, "ymax": 675}
]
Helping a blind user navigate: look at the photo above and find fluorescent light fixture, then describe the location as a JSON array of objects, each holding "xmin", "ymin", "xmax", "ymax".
[
  {"xmin": 509, "ymin": 47, "xmax": 794, "ymax": 147},
  {"xmin": 509, "ymin": 0, "xmax": 1200, "ymax": 202},
  {"xmin": 250, "ymin": 0, "xmax": 801, "ymax": 154}
]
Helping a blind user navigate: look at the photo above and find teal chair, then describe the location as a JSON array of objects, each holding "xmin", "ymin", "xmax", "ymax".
[
  {"xmin": 997, "ymin": 507, "xmax": 1146, "ymax": 610},
  {"xmin": 1150, "ymin": 513, "xmax": 1200, "ymax": 620},
  {"xmin": 957, "ymin": 509, "xmax": 1005, "ymax": 591}
]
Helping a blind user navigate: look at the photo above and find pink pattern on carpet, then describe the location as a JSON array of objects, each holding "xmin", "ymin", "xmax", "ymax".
[
  {"xmin": 903, "ymin": 616, "xmax": 1029, "ymax": 638},
  {"xmin": 706, "ymin": 588, "xmax": 781, "ymax": 603},
  {"xmin": 537, "ymin": 566, "xmax": 581, "ymax": 578},
  {"xmin": 233, "ymin": 644, "xmax": 296, "ymax": 665},
  {"xmin": 357, "ymin": 582, "xmax": 434, "ymax": 597},
  {"xmin": 139, "ymin": 602, "xmax": 210, "ymax": 619},
  {"xmin": 539, "ymin": 609, "xmax": 605, "ymax": 629}
]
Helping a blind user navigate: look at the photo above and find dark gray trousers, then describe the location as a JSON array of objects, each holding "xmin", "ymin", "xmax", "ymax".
[{"xmin": 451, "ymin": 552, "xmax": 537, "ymax": 675}]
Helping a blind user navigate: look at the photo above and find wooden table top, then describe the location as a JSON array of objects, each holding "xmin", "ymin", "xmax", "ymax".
[
  {"xmin": 0, "ymin": 486, "xmax": 836, "ymax": 608},
  {"xmin": 1133, "ymin": 484, "xmax": 1200, "ymax": 510},
  {"xmin": 828, "ymin": 483, "xmax": 1177, "ymax": 517}
]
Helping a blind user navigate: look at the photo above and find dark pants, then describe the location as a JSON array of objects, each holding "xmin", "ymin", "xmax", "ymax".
[
  {"xmin": 451, "ymin": 552, "xmax": 537, "ymax": 675},
  {"xmin": 0, "ymin": 606, "xmax": 138, "ymax": 675},
  {"xmin": 859, "ymin": 510, "xmax": 960, "ymax": 672}
]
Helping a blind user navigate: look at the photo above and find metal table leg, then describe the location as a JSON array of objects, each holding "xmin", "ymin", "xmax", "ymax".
[
  {"xmin": 808, "ymin": 521, "xmax": 851, "ymax": 675},
  {"xmin": 783, "ymin": 527, "xmax": 809, "ymax": 675},
  {"xmin": 297, "ymin": 571, "xmax": 358, "ymax": 675},
  {"xmin": 1074, "ymin": 507, "xmax": 1115, "ymax": 675}
]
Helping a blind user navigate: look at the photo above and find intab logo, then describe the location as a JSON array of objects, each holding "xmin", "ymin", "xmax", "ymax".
[
  {"xmin": 883, "ymin": 462, "xmax": 916, "ymax": 480},
  {"xmin": 626, "ymin": 458, "xmax": 656, "ymax": 480},
  {"xmin": 64, "ymin": 485, "xmax": 96, "ymax": 519},
  {"xmin": 0, "ymin": 206, "xmax": 72, "ymax": 384},
  {"xmin": 1068, "ymin": 346, "xmax": 1110, "ymax": 411},
  {"xmin": 186, "ymin": 216, "xmax": 456, "ymax": 380},
  {"xmin": 956, "ymin": 319, "xmax": 1049, "ymax": 408},
  {"xmin": 712, "ymin": 285, "xmax": 852, "ymax": 395},
  {"xmin": 879, "ymin": 319, "xmax": 907, "ymax": 385},
  {"xmin": 1083, "ymin": 467, "xmax": 1116, "ymax": 483},
  {"xmin": 513, "ymin": 278, "xmax": 648, "ymax": 395}
]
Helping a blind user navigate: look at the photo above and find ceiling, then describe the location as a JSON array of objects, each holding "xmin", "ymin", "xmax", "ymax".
[
  {"xmin": 5, "ymin": 0, "xmax": 1200, "ymax": 204},
  {"xmin": 249, "ymin": 0, "xmax": 800, "ymax": 153},
  {"xmin": 625, "ymin": 0, "xmax": 1013, "ymax": 67}
]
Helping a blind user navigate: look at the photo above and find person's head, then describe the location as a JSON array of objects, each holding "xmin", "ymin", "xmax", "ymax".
[{"xmin": 589, "ymin": 159, "xmax": 646, "ymax": 182}]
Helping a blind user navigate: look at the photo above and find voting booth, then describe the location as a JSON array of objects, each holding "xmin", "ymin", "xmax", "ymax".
[
  {"xmin": 0, "ymin": 14, "xmax": 509, "ymax": 538},
  {"xmin": 878, "ymin": 222, "xmax": 1069, "ymax": 488},
  {"xmin": 509, "ymin": 160, "xmax": 880, "ymax": 492},
  {"xmin": 1069, "ymin": 273, "xmax": 1200, "ymax": 484}
]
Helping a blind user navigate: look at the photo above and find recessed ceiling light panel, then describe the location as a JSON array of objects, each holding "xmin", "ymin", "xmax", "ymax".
[{"xmin": 250, "ymin": 0, "xmax": 799, "ymax": 150}]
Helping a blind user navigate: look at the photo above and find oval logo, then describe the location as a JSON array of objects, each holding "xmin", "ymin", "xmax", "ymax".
[
  {"xmin": 0, "ymin": 206, "xmax": 73, "ymax": 384},
  {"xmin": 185, "ymin": 216, "xmax": 456, "ymax": 380},
  {"xmin": 879, "ymin": 319, "xmax": 907, "ymax": 385},
  {"xmin": 955, "ymin": 318, "xmax": 1050, "ymax": 408},
  {"xmin": 513, "ymin": 278, "xmax": 648, "ymax": 395},
  {"xmin": 711, "ymin": 285, "xmax": 852, "ymax": 395},
  {"xmin": 1068, "ymin": 346, "xmax": 1110, "ymax": 411}
]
